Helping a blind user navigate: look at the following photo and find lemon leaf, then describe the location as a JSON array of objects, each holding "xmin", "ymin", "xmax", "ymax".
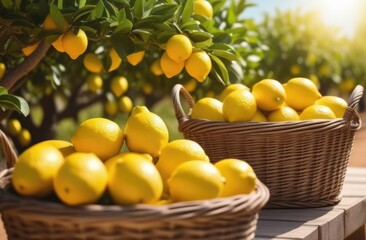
[
  {"xmin": 179, "ymin": 0, "xmax": 194, "ymax": 23},
  {"xmin": 209, "ymin": 54, "xmax": 230, "ymax": 85},
  {"xmin": 0, "ymin": 93, "xmax": 29, "ymax": 116}
]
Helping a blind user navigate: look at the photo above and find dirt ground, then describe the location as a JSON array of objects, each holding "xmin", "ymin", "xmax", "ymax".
[{"xmin": 348, "ymin": 112, "xmax": 366, "ymax": 167}]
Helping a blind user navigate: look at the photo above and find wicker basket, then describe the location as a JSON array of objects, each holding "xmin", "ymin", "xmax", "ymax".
[
  {"xmin": 0, "ymin": 130, "xmax": 269, "ymax": 240},
  {"xmin": 172, "ymin": 84, "xmax": 364, "ymax": 208}
]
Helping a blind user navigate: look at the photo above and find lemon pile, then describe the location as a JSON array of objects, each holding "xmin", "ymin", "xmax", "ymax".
[
  {"xmin": 191, "ymin": 77, "xmax": 348, "ymax": 122},
  {"xmin": 11, "ymin": 106, "xmax": 258, "ymax": 206}
]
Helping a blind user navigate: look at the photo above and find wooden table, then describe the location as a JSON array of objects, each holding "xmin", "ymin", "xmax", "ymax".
[{"xmin": 255, "ymin": 167, "xmax": 366, "ymax": 240}]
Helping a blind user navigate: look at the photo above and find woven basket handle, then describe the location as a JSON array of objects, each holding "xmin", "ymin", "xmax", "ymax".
[
  {"xmin": 172, "ymin": 84, "xmax": 195, "ymax": 123},
  {"xmin": 0, "ymin": 129, "xmax": 18, "ymax": 168},
  {"xmin": 343, "ymin": 85, "xmax": 364, "ymax": 130},
  {"xmin": 348, "ymin": 85, "xmax": 364, "ymax": 110}
]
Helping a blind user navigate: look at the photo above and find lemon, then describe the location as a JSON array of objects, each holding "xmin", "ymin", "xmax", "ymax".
[
  {"xmin": 0, "ymin": 62, "xmax": 6, "ymax": 81},
  {"xmin": 43, "ymin": 14, "xmax": 58, "ymax": 31},
  {"xmin": 183, "ymin": 78, "xmax": 197, "ymax": 93},
  {"xmin": 339, "ymin": 78, "xmax": 356, "ymax": 94},
  {"xmin": 290, "ymin": 64, "xmax": 301, "ymax": 75},
  {"xmin": 62, "ymin": 28, "xmax": 88, "ymax": 60},
  {"xmin": 107, "ymin": 156, "xmax": 163, "ymax": 205},
  {"xmin": 252, "ymin": 79, "xmax": 286, "ymax": 111},
  {"xmin": 86, "ymin": 74, "xmax": 103, "ymax": 93},
  {"xmin": 104, "ymin": 152, "xmax": 153, "ymax": 172},
  {"xmin": 315, "ymin": 96, "xmax": 348, "ymax": 118},
  {"xmin": 108, "ymin": 48, "xmax": 122, "ymax": 72},
  {"xmin": 71, "ymin": 118, "xmax": 124, "ymax": 161},
  {"xmin": 34, "ymin": 140, "xmax": 75, "ymax": 157},
  {"xmin": 194, "ymin": 0, "xmax": 213, "ymax": 19},
  {"xmin": 54, "ymin": 152, "xmax": 108, "ymax": 205},
  {"xmin": 160, "ymin": 51, "xmax": 185, "ymax": 78},
  {"xmin": 12, "ymin": 144, "xmax": 64, "ymax": 198},
  {"xmin": 104, "ymin": 100, "xmax": 118, "ymax": 116},
  {"xmin": 214, "ymin": 158, "xmax": 256, "ymax": 197},
  {"xmin": 166, "ymin": 34, "xmax": 193, "ymax": 63},
  {"xmin": 155, "ymin": 139, "xmax": 209, "ymax": 191},
  {"xmin": 219, "ymin": 83, "xmax": 250, "ymax": 102},
  {"xmin": 191, "ymin": 97, "xmax": 224, "ymax": 121},
  {"xmin": 22, "ymin": 41, "xmax": 40, "ymax": 56},
  {"xmin": 222, "ymin": 90, "xmax": 257, "ymax": 122},
  {"xmin": 17, "ymin": 129, "xmax": 31, "ymax": 147},
  {"xmin": 267, "ymin": 106, "xmax": 300, "ymax": 122},
  {"xmin": 299, "ymin": 105, "xmax": 336, "ymax": 120},
  {"xmin": 150, "ymin": 59, "xmax": 163, "ymax": 76},
  {"xmin": 52, "ymin": 34, "xmax": 65, "ymax": 52},
  {"xmin": 118, "ymin": 96, "xmax": 133, "ymax": 113},
  {"xmin": 6, "ymin": 118, "xmax": 22, "ymax": 136},
  {"xmin": 309, "ymin": 74, "xmax": 320, "ymax": 89},
  {"xmin": 127, "ymin": 51, "xmax": 145, "ymax": 66},
  {"xmin": 110, "ymin": 76, "xmax": 128, "ymax": 97},
  {"xmin": 83, "ymin": 53, "xmax": 103, "ymax": 73},
  {"xmin": 185, "ymin": 50, "xmax": 212, "ymax": 82},
  {"xmin": 143, "ymin": 84, "xmax": 153, "ymax": 95},
  {"xmin": 124, "ymin": 106, "xmax": 169, "ymax": 157},
  {"xmin": 168, "ymin": 160, "xmax": 224, "ymax": 202},
  {"xmin": 284, "ymin": 77, "xmax": 322, "ymax": 111},
  {"xmin": 251, "ymin": 110, "xmax": 267, "ymax": 122}
]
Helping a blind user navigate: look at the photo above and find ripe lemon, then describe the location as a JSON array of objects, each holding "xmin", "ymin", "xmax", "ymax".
[
  {"xmin": 22, "ymin": 41, "xmax": 40, "ymax": 56},
  {"xmin": 185, "ymin": 50, "xmax": 212, "ymax": 82},
  {"xmin": 43, "ymin": 14, "xmax": 58, "ymax": 31},
  {"xmin": 110, "ymin": 76, "xmax": 128, "ymax": 97},
  {"xmin": 251, "ymin": 110, "xmax": 267, "ymax": 122},
  {"xmin": 214, "ymin": 159, "xmax": 256, "ymax": 197},
  {"xmin": 118, "ymin": 96, "xmax": 133, "ymax": 113},
  {"xmin": 6, "ymin": 118, "xmax": 22, "ymax": 136},
  {"xmin": 219, "ymin": 83, "xmax": 250, "ymax": 102},
  {"xmin": 167, "ymin": 160, "xmax": 225, "ymax": 202},
  {"xmin": 71, "ymin": 118, "xmax": 124, "ymax": 161},
  {"xmin": 267, "ymin": 106, "xmax": 300, "ymax": 122},
  {"xmin": 108, "ymin": 48, "xmax": 122, "ymax": 72},
  {"xmin": 150, "ymin": 59, "xmax": 163, "ymax": 76},
  {"xmin": 284, "ymin": 77, "xmax": 322, "ymax": 111},
  {"xmin": 339, "ymin": 78, "xmax": 356, "ymax": 94},
  {"xmin": 299, "ymin": 105, "xmax": 336, "ymax": 120},
  {"xmin": 315, "ymin": 96, "xmax": 348, "ymax": 118},
  {"xmin": 252, "ymin": 79, "xmax": 286, "ymax": 111},
  {"xmin": 160, "ymin": 51, "xmax": 184, "ymax": 78},
  {"xmin": 34, "ymin": 140, "xmax": 75, "ymax": 157},
  {"xmin": 107, "ymin": 156, "xmax": 163, "ymax": 205},
  {"xmin": 124, "ymin": 106, "xmax": 169, "ymax": 157},
  {"xmin": 12, "ymin": 144, "xmax": 64, "ymax": 198},
  {"xmin": 166, "ymin": 34, "xmax": 193, "ymax": 63},
  {"xmin": 290, "ymin": 64, "xmax": 301, "ymax": 75},
  {"xmin": 54, "ymin": 152, "xmax": 108, "ymax": 205},
  {"xmin": 86, "ymin": 74, "xmax": 103, "ymax": 93},
  {"xmin": 194, "ymin": 0, "xmax": 213, "ymax": 19},
  {"xmin": 143, "ymin": 84, "xmax": 153, "ymax": 95},
  {"xmin": 191, "ymin": 97, "xmax": 224, "ymax": 121},
  {"xmin": 0, "ymin": 62, "xmax": 6, "ymax": 81},
  {"xmin": 52, "ymin": 34, "xmax": 65, "ymax": 52},
  {"xmin": 83, "ymin": 53, "xmax": 103, "ymax": 73},
  {"xmin": 104, "ymin": 152, "xmax": 153, "ymax": 172},
  {"xmin": 62, "ymin": 28, "xmax": 88, "ymax": 60},
  {"xmin": 155, "ymin": 139, "xmax": 209, "ymax": 191},
  {"xmin": 127, "ymin": 51, "xmax": 145, "ymax": 66},
  {"xmin": 104, "ymin": 100, "xmax": 118, "ymax": 116},
  {"xmin": 183, "ymin": 78, "xmax": 197, "ymax": 93},
  {"xmin": 222, "ymin": 90, "xmax": 257, "ymax": 122},
  {"xmin": 17, "ymin": 129, "xmax": 31, "ymax": 147}
]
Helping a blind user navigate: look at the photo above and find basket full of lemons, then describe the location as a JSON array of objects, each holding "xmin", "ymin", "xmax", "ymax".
[
  {"xmin": 172, "ymin": 78, "xmax": 364, "ymax": 208},
  {"xmin": 0, "ymin": 105, "xmax": 269, "ymax": 240}
]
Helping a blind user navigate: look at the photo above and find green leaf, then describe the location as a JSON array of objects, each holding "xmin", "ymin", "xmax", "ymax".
[
  {"xmin": 132, "ymin": 29, "xmax": 151, "ymax": 44},
  {"xmin": 79, "ymin": 0, "xmax": 87, "ymax": 8},
  {"xmin": 114, "ymin": 19, "xmax": 133, "ymax": 34},
  {"xmin": 95, "ymin": 1, "xmax": 105, "ymax": 19},
  {"xmin": 111, "ymin": 32, "xmax": 136, "ymax": 59},
  {"xmin": 209, "ymin": 53, "xmax": 230, "ymax": 85},
  {"xmin": 189, "ymin": 31, "xmax": 213, "ymax": 43},
  {"xmin": 73, "ymin": 5, "xmax": 95, "ymax": 22},
  {"xmin": 150, "ymin": 3, "xmax": 178, "ymax": 16},
  {"xmin": 226, "ymin": 0, "xmax": 237, "ymax": 25},
  {"xmin": 0, "ymin": 87, "xmax": 8, "ymax": 95},
  {"xmin": 211, "ymin": 50, "xmax": 239, "ymax": 61},
  {"xmin": 1, "ymin": 0, "xmax": 13, "ymax": 9},
  {"xmin": 50, "ymin": 4, "xmax": 68, "ymax": 31},
  {"xmin": 181, "ymin": 20, "xmax": 200, "ymax": 31},
  {"xmin": 0, "ymin": 94, "xmax": 29, "ymax": 116},
  {"xmin": 133, "ymin": 0, "xmax": 144, "ymax": 19},
  {"xmin": 180, "ymin": 0, "xmax": 194, "ymax": 23}
]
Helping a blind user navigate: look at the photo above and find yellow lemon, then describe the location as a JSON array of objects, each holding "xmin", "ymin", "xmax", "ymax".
[
  {"xmin": 127, "ymin": 51, "xmax": 145, "ymax": 66},
  {"xmin": 185, "ymin": 50, "xmax": 212, "ymax": 82},
  {"xmin": 267, "ymin": 106, "xmax": 300, "ymax": 122},
  {"xmin": 108, "ymin": 48, "xmax": 122, "ymax": 72},
  {"xmin": 143, "ymin": 84, "xmax": 153, "ymax": 95},
  {"xmin": 43, "ymin": 14, "xmax": 58, "ymax": 31},
  {"xmin": 86, "ymin": 74, "xmax": 103, "ymax": 93},
  {"xmin": 62, "ymin": 28, "xmax": 88, "ymax": 60},
  {"xmin": 251, "ymin": 110, "xmax": 267, "ymax": 122},
  {"xmin": 194, "ymin": 0, "xmax": 213, "ymax": 19},
  {"xmin": 118, "ymin": 96, "xmax": 133, "ymax": 113},
  {"xmin": 52, "ymin": 34, "xmax": 65, "ymax": 52},
  {"xmin": 6, "ymin": 118, "xmax": 22, "ymax": 136},
  {"xmin": 167, "ymin": 160, "xmax": 225, "ymax": 202},
  {"xmin": 155, "ymin": 139, "xmax": 209, "ymax": 192},
  {"xmin": 54, "ymin": 152, "xmax": 108, "ymax": 205},
  {"xmin": 299, "ymin": 105, "xmax": 336, "ymax": 120},
  {"xmin": 104, "ymin": 100, "xmax": 118, "ymax": 116},
  {"xmin": 222, "ymin": 90, "xmax": 257, "ymax": 122},
  {"xmin": 124, "ymin": 106, "xmax": 169, "ymax": 157},
  {"xmin": 34, "ymin": 140, "xmax": 75, "ymax": 157},
  {"xmin": 12, "ymin": 144, "xmax": 64, "ymax": 198},
  {"xmin": 160, "ymin": 51, "xmax": 185, "ymax": 78},
  {"xmin": 107, "ymin": 156, "xmax": 163, "ymax": 205},
  {"xmin": 309, "ymin": 74, "xmax": 320, "ymax": 89},
  {"xmin": 17, "ymin": 129, "xmax": 31, "ymax": 147},
  {"xmin": 214, "ymin": 158, "xmax": 257, "ymax": 197},
  {"xmin": 339, "ymin": 78, "xmax": 356, "ymax": 94},
  {"xmin": 315, "ymin": 96, "xmax": 348, "ymax": 118},
  {"xmin": 22, "ymin": 41, "xmax": 40, "ymax": 56},
  {"xmin": 0, "ymin": 62, "xmax": 6, "ymax": 81},
  {"xmin": 252, "ymin": 79, "xmax": 286, "ymax": 111},
  {"xmin": 219, "ymin": 83, "xmax": 250, "ymax": 102},
  {"xmin": 191, "ymin": 97, "xmax": 224, "ymax": 121},
  {"xmin": 183, "ymin": 78, "xmax": 197, "ymax": 93},
  {"xmin": 290, "ymin": 64, "xmax": 301, "ymax": 75},
  {"xmin": 284, "ymin": 78, "xmax": 322, "ymax": 111},
  {"xmin": 110, "ymin": 76, "xmax": 128, "ymax": 97},
  {"xmin": 104, "ymin": 152, "xmax": 153, "ymax": 172},
  {"xmin": 71, "ymin": 118, "xmax": 124, "ymax": 161},
  {"xmin": 166, "ymin": 34, "xmax": 193, "ymax": 63},
  {"xmin": 83, "ymin": 53, "xmax": 103, "ymax": 73},
  {"xmin": 150, "ymin": 58, "xmax": 163, "ymax": 76}
]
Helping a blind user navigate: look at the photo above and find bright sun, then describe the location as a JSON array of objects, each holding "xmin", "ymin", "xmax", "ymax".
[{"xmin": 317, "ymin": 0, "xmax": 362, "ymax": 37}]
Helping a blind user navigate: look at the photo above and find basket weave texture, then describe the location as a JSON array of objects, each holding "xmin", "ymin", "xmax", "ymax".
[
  {"xmin": 0, "ymin": 129, "xmax": 269, "ymax": 240},
  {"xmin": 172, "ymin": 84, "xmax": 364, "ymax": 208}
]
